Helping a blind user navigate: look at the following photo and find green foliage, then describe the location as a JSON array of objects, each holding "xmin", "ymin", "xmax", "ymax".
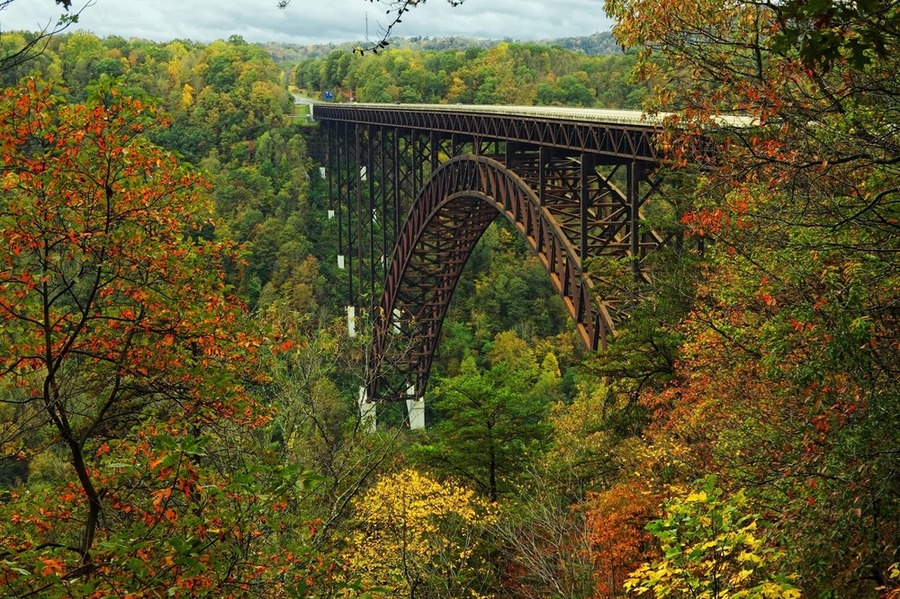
[
  {"xmin": 413, "ymin": 335, "xmax": 553, "ymax": 501},
  {"xmin": 263, "ymin": 316, "xmax": 403, "ymax": 546},
  {"xmin": 771, "ymin": 0, "xmax": 900, "ymax": 70},
  {"xmin": 436, "ymin": 222, "xmax": 572, "ymax": 372},
  {"xmin": 0, "ymin": 31, "xmax": 325, "ymax": 318},
  {"xmin": 296, "ymin": 43, "xmax": 645, "ymax": 108}
]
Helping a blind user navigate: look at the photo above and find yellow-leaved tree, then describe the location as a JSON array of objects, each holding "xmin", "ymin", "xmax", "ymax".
[
  {"xmin": 625, "ymin": 478, "xmax": 800, "ymax": 599},
  {"xmin": 342, "ymin": 468, "xmax": 498, "ymax": 598}
]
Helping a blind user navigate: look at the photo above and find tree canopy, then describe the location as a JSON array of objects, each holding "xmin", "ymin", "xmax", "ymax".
[{"xmin": 0, "ymin": 10, "xmax": 896, "ymax": 596}]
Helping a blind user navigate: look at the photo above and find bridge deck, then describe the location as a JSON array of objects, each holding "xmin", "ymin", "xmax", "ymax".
[
  {"xmin": 313, "ymin": 102, "xmax": 662, "ymax": 161},
  {"xmin": 315, "ymin": 103, "xmax": 661, "ymax": 127},
  {"xmin": 311, "ymin": 103, "xmax": 754, "ymax": 129},
  {"xmin": 311, "ymin": 103, "xmax": 752, "ymax": 163}
]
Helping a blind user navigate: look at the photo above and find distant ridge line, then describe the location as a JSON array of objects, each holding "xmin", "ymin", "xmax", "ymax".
[{"xmin": 260, "ymin": 31, "xmax": 621, "ymax": 64}]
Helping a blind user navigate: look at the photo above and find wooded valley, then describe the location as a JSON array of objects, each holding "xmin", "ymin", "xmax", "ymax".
[{"xmin": 0, "ymin": 4, "xmax": 897, "ymax": 595}]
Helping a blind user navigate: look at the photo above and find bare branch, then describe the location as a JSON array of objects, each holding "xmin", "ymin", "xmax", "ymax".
[
  {"xmin": 0, "ymin": 1, "xmax": 93, "ymax": 74},
  {"xmin": 277, "ymin": 0, "xmax": 467, "ymax": 54}
]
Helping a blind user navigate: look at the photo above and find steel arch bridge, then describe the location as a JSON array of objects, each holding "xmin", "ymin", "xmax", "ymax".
[{"xmin": 313, "ymin": 103, "xmax": 673, "ymax": 408}]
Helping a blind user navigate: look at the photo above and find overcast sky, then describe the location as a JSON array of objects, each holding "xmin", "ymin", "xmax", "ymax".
[{"xmin": 1, "ymin": 0, "xmax": 614, "ymax": 45}]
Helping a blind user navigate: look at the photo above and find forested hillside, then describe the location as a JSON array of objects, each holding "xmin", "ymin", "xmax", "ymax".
[
  {"xmin": 293, "ymin": 42, "xmax": 644, "ymax": 106},
  {"xmin": 263, "ymin": 31, "xmax": 620, "ymax": 63},
  {"xmin": 0, "ymin": 9, "xmax": 897, "ymax": 597}
]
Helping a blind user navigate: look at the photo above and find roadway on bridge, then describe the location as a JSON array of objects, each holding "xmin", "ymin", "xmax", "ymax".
[{"xmin": 311, "ymin": 102, "xmax": 754, "ymax": 128}]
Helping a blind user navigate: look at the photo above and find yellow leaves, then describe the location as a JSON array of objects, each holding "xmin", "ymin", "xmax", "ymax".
[
  {"xmin": 731, "ymin": 567, "xmax": 754, "ymax": 584},
  {"xmin": 738, "ymin": 550, "xmax": 763, "ymax": 565},
  {"xmin": 354, "ymin": 469, "xmax": 495, "ymax": 529},
  {"xmin": 344, "ymin": 468, "xmax": 497, "ymax": 597},
  {"xmin": 687, "ymin": 490, "xmax": 708, "ymax": 502},
  {"xmin": 757, "ymin": 582, "xmax": 801, "ymax": 599},
  {"xmin": 1, "ymin": 171, "xmax": 19, "ymax": 191},
  {"xmin": 627, "ymin": 480, "xmax": 798, "ymax": 598}
]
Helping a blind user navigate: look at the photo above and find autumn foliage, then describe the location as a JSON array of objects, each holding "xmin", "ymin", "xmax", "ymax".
[
  {"xmin": 585, "ymin": 0, "xmax": 900, "ymax": 595},
  {"xmin": 0, "ymin": 16, "xmax": 897, "ymax": 597},
  {"xmin": 586, "ymin": 483, "xmax": 659, "ymax": 598},
  {"xmin": 342, "ymin": 468, "xmax": 498, "ymax": 598},
  {"xmin": 0, "ymin": 79, "xmax": 325, "ymax": 596}
]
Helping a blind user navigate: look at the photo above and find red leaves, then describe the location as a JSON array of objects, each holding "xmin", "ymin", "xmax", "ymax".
[
  {"xmin": 0, "ymin": 76, "xmax": 266, "ymax": 582},
  {"xmin": 681, "ymin": 208, "xmax": 729, "ymax": 236}
]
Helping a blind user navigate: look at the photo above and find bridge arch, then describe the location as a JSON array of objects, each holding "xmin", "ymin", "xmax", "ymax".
[{"xmin": 368, "ymin": 154, "xmax": 612, "ymax": 402}]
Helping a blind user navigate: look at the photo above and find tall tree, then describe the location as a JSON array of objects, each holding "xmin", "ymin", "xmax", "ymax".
[
  {"xmin": 0, "ymin": 79, "xmax": 319, "ymax": 595},
  {"xmin": 602, "ymin": 0, "xmax": 899, "ymax": 593},
  {"xmin": 414, "ymin": 334, "xmax": 551, "ymax": 501},
  {"xmin": 342, "ymin": 468, "xmax": 498, "ymax": 598}
]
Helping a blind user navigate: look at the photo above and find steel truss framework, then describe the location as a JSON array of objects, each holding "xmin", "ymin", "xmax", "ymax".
[{"xmin": 316, "ymin": 105, "xmax": 668, "ymax": 403}]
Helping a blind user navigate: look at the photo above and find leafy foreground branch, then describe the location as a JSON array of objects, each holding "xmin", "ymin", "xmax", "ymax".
[
  {"xmin": 592, "ymin": 0, "xmax": 900, "ymax": 595},
  {"xmin": 0, "ymin": 80, "xmax": 328, "ymax": 597},
  {"xmin": 0, "ymin": 0, "xmax": 88, "ymax": 74}
]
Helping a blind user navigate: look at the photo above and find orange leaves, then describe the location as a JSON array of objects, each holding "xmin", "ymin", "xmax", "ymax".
[
  {"xmin": 177, "ymin": 477, "xmax": 196, "ymax": 500},
  {"xmin": 0, "ymin": 71, "xmax": 333, "ymax": 596},
  {"xmin": 151, "ymin": 487, "xmax": 173, "ymax": 508},
  {"xmin": 274, "ymin": 338, "xmax": 296, "ymax": 354},
  {"xmin": 759, "ymin": 292, "xmax": 777, "ymax": 307},
  {"xmin": 586, "ymin": 483, "xmax": 661, "ymax": 597},
  {"xmin": 39, "ymin": 558, "xmax": 65, "ymax": 577}
]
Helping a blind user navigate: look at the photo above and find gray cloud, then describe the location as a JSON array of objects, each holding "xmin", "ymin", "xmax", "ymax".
[{"xmin": 0, "ymin": 0, "xmax": 612, "ymax": 44}]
